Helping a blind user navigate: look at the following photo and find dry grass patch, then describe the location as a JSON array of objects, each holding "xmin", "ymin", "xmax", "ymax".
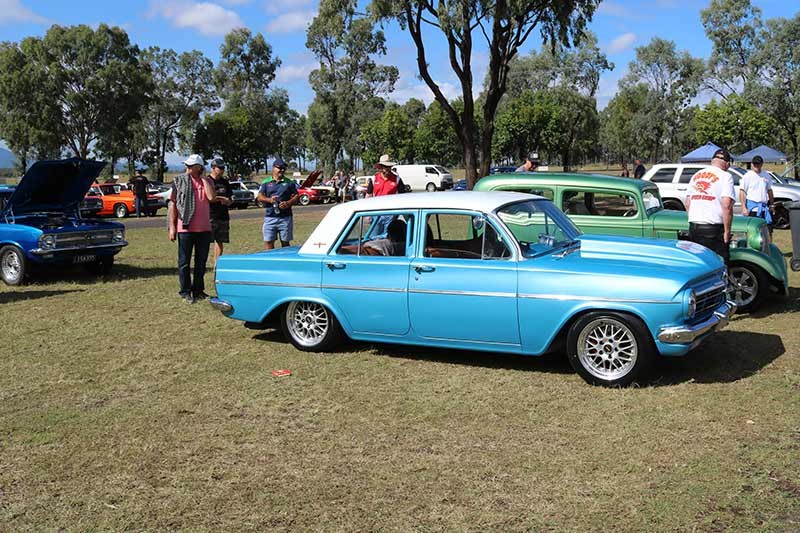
[{"xmin": 1, "ymin": 210, "xmax": 798, "ymax": 530}]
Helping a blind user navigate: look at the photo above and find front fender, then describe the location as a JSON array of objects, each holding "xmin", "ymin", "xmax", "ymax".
[{"xmin": 730, "ymin": 244, "xmax": 788, "ymax": 288}]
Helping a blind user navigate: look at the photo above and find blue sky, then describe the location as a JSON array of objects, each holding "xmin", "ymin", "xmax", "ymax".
[{"xmin": 0, "ymin": 0, "xmax": 792, "ymax": 119}]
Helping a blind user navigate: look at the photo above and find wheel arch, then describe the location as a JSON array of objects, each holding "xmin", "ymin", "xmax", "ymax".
[{"xmin": 256, "ymin": 294, "xmax": 353, "ymax": 333}]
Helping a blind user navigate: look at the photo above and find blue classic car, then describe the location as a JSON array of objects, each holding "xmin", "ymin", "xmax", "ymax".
[
  {"xmin": 0, "ymin": 158, "xmax": 128, "ymax": 285},
  {"xmin": 211, "ymin": 192, "xmax": 734, "ymax": 386}
]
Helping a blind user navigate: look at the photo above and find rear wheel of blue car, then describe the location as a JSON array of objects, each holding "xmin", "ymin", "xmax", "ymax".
[
  {"xmin": 282, "ymin": 301, "xmax": 344, "ymax": 351},
  {"xmin": 567, "ymin": 312, "xmax": 654, "ymax": 387},
  {"xmin": 0, "ymin": 245, "xmax": 27, "ymax": 286}
]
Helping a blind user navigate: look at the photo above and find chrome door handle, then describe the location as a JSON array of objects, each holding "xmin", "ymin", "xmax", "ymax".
[
  {"xmin": 676, "ymin": 187, "xmax": 687, "ymax": 191},
  {"xmin": 326, "ymin": 262, "xmax": 346, "ymax": 270},
  {"xmin": 414, "ymin": 265, "xmax": 435, "ymax": 273}
]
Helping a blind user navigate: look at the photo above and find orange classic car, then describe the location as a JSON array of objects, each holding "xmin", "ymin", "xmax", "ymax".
[{"xmin": 90, "ymin": 182, "xmax": 166, "ymax": 218}]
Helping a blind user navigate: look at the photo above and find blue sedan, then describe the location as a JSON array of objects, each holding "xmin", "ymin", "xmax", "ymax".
[{"xmin": 211, "ymin": 192, "xmax": 733, "ymax": 387}]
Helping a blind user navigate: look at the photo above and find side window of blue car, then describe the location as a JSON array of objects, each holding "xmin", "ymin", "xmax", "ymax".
[
  {"xmin": 336, "ymin": 213, "xmax": 414, "ymax": 257},
  {"xmin": 423, "ymin": 213, "xmax": 511, "ymax": 260}
]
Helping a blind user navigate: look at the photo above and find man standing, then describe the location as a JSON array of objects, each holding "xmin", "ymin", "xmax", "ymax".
[
  {"xmin": 633, "ymin": 159, "xmax": 647, "ymax": 179},
  {"xmin": 739, "ymin": 155, "xmax": 774, "ymax": 226},
  {"xmin": 208, "ymin": 158, "xmax": 233, "ymax": 264},
  {"xmin": 130, "ymin": 169, "xmax": 150, "ymax": 217},
  {"xmin": 515, "ymin": 156, "xmax": 539, "ymax": 173},
  {"xmin": 169, "ymin": 154, "xmax": 216, "ymax": 303},
  {"xmin": 686, "ymin": 149, "xmax": 736, "ymax": 264},
  {"xmin": 257, "ymin": 158, "xmax": 299, "ymax": 250},
  {"xmin": 367, "ymin": 154, "xmax": 405, "ymax": 197}
]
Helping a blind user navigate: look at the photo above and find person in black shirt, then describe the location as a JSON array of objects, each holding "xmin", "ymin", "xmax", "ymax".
[
  {"xmin": 633, "ymin": 159, "xmax": 647, "ymax": 179},
  {"xmin": 208, "ymin": 158, "xmax": 233, "ymax": 263},
  {"xmin": 130, "ymin": 169, "xmax": 150, "ymax": 217}
]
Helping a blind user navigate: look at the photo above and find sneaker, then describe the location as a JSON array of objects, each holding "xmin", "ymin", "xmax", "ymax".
[
  {"xmin": 193, "ymin": 291, "xmax": 210, "ymax": 301},
  {"xmin": 183, "ymin": 294, "xmax": 195, "ymax": 304}
]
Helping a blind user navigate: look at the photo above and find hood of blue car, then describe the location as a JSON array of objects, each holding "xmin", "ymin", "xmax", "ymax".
[{"xmin": 3, "ymin": 158, "xmax": 106, "ymax": 216}]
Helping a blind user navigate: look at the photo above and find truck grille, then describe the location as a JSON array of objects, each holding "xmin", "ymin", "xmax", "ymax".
[{"xmin": 695, "ymin": 284, "xmax": 726, "ymax": 319}]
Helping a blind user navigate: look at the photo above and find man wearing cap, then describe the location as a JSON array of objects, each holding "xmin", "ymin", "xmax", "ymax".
[
  {"xmin": 169, "ymin": 154, "xmax": 217, "ymax": 303},
  {"xmin": 257, "ymin": 158, "xmax": 300, "ymax": 250},
  {"xmin": 208, "ymin": 158, "xmax": 233, "ymax": 263},
  {"xmin": 740, "ymin": 155, "xmax": 774, "ymax": 226},
  {"xmin": 685, "ymin": 149, "xmax": 736, "ymax": 264},
  {"xmin": 130, "ymin": 169, "xmax": 150, "ymax": 217},
  {"xmin": 516, "ymin": 156, "xmax": 539, "ymax": 172}
]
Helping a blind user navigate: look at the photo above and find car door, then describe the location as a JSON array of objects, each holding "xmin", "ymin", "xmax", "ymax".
[
  {"xmin": 647, "ymin": 167, "xmax": 680, "ymax": 203},
  {"xmin": 561, "ymin": 188, "xmax": 645, "ymax": 237},
  {"xmin": 322, "ymin": 211, "xmax": 414, "ymax": 335},
  {"xmin": 408, "ymin": 210, "xmax": 520, "ymax": 346}
]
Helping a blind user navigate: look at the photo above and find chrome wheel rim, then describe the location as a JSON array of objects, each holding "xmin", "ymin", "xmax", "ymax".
[
  {"xmin": 1, "ymin": 250, "xmax": 21, "ymax": 283},
  {"xmin": 286, "ymin": 301, "xmax": 329, "ymax": 347},
  {"xmin": 577, "ymin": 318, "xmax": 638, "ymax": 381},
  {"xmin": 727, "ymin": 267, "xmax": 757, "ymax": 308}
]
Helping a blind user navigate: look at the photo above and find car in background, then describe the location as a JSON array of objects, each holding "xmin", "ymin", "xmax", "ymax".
[
  {"xmin": 393, "ymin": 164, "xmax": 453, "ymax": 191},
  {"xmin": 641, "ymin": 163, "xmax": 800, "ymax": 229},
  {"xmin": 0, "ymin": 158, "xmax": 127, "ymax": 285},
  {"xmin": 80, "ymin": 191, "xmax": 103, "ymax": 216},
  {"xmin": 210, "ymin": 191, "xmax": 734, "ymax": 387},
  {"xmin": 474, "ymin": 172, "xmax": 787, "ymax": 312},
  {"xmin": 296, "ymin": 185, "xmax": 332, "ymax": 206},
  {"xmin": 230, "ymin": 180, "xmax": 256, "ymax": 206},
  {"xmin": 490, "ymin": 165, "xmax": 517, "ymax": 174},
  {"xmin": 91, "ymin": 182, "xmax": 164, "ymax": 218}
]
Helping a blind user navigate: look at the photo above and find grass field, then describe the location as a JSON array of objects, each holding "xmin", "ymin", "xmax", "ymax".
[{"xmin": 1, "ymin": 207, "xmax": 799, "ymax": 531}]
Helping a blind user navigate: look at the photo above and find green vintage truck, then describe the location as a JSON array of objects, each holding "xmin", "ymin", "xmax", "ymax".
[{"xmin": 474, "ymin": 172, "xmax": 787, "ymax": 312}]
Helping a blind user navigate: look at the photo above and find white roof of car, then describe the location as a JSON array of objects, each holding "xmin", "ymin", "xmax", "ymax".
[{"xmin": 299, "ymin": 191, "xmax": 539, "ymax": 255}]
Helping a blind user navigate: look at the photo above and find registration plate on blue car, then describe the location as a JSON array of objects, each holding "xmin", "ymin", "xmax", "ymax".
[{"xmin": 73, "ymin": 254, "xmax": 96, "ymax": 264}]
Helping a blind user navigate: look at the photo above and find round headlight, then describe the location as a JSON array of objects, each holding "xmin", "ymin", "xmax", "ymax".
[
  {"xmin": 687, "ymin": 289, "xmax": 697, "ymax": 319},
  {"xmin": 112, "ymin": 229, "xmax": 124, "ymax": 242},
  {"xmin": 41, "ymin": 234, "xmax": 56, "ymax": 249}
]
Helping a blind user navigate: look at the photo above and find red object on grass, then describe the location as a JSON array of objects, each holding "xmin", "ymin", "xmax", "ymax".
[{"xmin": 271, "ymin": 369, "xmax": 292, "ymax": 377}]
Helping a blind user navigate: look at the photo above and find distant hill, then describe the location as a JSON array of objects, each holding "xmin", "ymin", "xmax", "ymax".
[{"xmin": 0, "ymin": 147, "xmax": 16, "ymax": 169}]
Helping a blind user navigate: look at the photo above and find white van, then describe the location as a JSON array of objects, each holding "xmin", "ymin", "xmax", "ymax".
[{"xmin": 392, "ymin": 164, "xmax": 453, "ymax": 192}]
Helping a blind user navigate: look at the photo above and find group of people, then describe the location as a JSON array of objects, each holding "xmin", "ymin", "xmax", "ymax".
[
  {"xmin": 685, "ymin": 149, "xmax": 775, "ymax": 264},
  {"xmin": 166, "ymin": 153, "xmax": 406, "ymax": 304},
  {"xmin": 620, "ymin": 159, "xmax": 647, "ymax": 179}
]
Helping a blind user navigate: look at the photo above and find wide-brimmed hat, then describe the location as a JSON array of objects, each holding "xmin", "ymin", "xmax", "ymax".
[
  {"xmin": 374, "ymin": 154, "xmax": 397, "ymax": 168},
  {"xmin": 183, "ymin": 154, "xmax": 205, "ymax": 167}
]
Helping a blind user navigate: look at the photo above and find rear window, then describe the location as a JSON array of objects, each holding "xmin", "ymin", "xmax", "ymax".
[{"xmin": 648, "ymin": 169, "xmax": 676, "ymax": 183}]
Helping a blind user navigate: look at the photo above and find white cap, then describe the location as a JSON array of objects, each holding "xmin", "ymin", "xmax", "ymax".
[{"xmin": 183, "ymin": 154, "xmax": 205, "ymax": 167}]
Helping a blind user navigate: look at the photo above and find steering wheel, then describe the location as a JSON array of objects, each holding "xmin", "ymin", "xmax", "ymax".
[{"xmin": 622, "ymin": 208, "xmax": 636, "ymax": 217}]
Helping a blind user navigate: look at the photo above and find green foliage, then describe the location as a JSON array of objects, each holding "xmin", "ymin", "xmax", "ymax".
[
  {"xmin": 748, "ymin": 14, "xmax": 800, "ymax": 174},
  {"xmin": 306, "ymin": 0, "xmax": 398, "ymax": 173},
  {"xmin": 599, "ymin": 84, "xmax": 651, "ymax": 164},
  {"xmin": 138, "ymin": 47, "xmax": 217, "ymax": 180},
  {"xmin": 216, "ymin": 28, "xmax": 280, "ymax": 104},
  {"xmin": 414, "ymin": 101, "xmax": 463, "ymax": 167},
  {"xmin": 701, "ymin": 0, "xmax": 763, "ymax": 97},
  {"xmin": 692, "ymin": 95, "xmax": 777, "ymax": 151},
  {"xmin": 359, "ymin": 105, "xmax": 415, "ymax": 165}
]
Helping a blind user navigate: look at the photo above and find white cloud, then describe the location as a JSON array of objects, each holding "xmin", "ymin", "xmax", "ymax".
[
  {"xmin": 597, "ymin": 1, "xmax": 639, "ymax": 19},
  {"xmin": 266, "ymin": 10, "xmax": 316, "ymax": 33},
  {"xmin": 606, "ymin": 32, "xmax": 637, "ymax": 54},
  {"xmin": 0, "ymin": 0, "xmax": 47, "ymax": 25},
  {"xmin": 149, "ymin": 1, "xmax": 245, "ymax": 37},
  {"xmin": 389, "ymin": 75, "xmax": 461, "ymax": 105},
  {"xmin": 265, "ymin": 0, "xmax": 312, "ymax": 15},
  {"xmin": 276, "ymin": 62, "xmax": 315, "ymax": 84}
]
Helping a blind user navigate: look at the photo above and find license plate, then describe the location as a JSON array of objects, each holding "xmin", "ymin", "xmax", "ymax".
[{"xmin": 73, "ymin": 254, "xmax": 96, "ymax": 264}]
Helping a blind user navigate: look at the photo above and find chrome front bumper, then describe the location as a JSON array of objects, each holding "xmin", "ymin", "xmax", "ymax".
[
  {"xmin": 658, "ymin": 301, "xmax": 736, "ymax": 344},
  {"xmin": 209, "ymin": 297, "xmax": 233, "ymax": 315}
]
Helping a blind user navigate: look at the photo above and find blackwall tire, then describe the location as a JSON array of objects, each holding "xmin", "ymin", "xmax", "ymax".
[{"xmin": 727, "ymin": 262, "xmax": 767, "ymax": 313}]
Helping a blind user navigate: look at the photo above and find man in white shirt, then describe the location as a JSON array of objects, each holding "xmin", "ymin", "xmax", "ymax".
[
  {"xmin": 685, "ymin": 148, "xmax": 736, "ymax": 264},
  {"xmin": 739, "ymin": 155, "xmax": 774, "ymax": 226}
]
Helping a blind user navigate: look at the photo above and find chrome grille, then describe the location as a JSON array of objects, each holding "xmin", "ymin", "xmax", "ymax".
[
  {"xmin": 695, "ymin": 284, "xmax": 725, "ymax": 319},
  {"xmin": 55, "ymin": 231, "xmax": 115, "ymax": 249}
]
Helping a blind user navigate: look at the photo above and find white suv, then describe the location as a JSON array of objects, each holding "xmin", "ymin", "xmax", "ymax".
[{"xmin": 642, "ymin": 163, "xmax": 800, "ymax": 228}]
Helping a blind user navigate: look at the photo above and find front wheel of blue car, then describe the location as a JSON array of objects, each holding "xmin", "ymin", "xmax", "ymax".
[
  {"xmin": 567, "ymin": 312, "xmax": 654, "ymax": 387},
  {"xmin": 282, "ymin": 301, "xmax": 344, "ymax": 351},
  {"xmin": 0, "ymin": 245, "xmax": 27, "ymax": 286}
]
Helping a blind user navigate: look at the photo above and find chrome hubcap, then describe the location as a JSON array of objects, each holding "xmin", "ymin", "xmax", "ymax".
[
  {"xmin": 286, "ymin": 301, "xmax": 329, "ymax": 347},
  {"xmin": 727, "ymin": 267, "xmax": 757, "ymax": 307},
  {"xmin": 577, "ymin": 319, "xmax": 637, "ymax": 381},
  {"xmin": 1, "ymin": 250, "xmax": 21, "ymax": 282}
]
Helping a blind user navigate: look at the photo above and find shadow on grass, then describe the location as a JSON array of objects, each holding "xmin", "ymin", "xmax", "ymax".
[
  {"xmin": 0, "ymin": 288, "xmax": 83, "ymax": 304},
  {"xmin": 746, "ymin": 287, "xmax": 800, "ymax": 318},
  {"xmin": 652, "ymin": 330, "xmax": 785, "ymax": 385},
  {"xmin": 30, "ymin": 263, "xmax": 175, "ymax": 284}
]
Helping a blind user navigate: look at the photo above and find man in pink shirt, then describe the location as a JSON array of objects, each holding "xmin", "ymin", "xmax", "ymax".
[{"xmin": 169, "ymin": 154, "xmax": 216, "ymax": 303}]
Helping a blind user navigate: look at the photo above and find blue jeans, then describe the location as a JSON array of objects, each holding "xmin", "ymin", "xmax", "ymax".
[
  {"xmin": 177, "ymin": 231, "xmax": 211, "ymax": 296},
  {"xmin": 135, "ymin": 196, "xmax": 147, "ymax": 217}
]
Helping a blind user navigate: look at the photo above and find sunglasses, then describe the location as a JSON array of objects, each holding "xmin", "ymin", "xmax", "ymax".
[{"xmin": 714, "ymin": 156, "xmax": 731, "ymax": 163}]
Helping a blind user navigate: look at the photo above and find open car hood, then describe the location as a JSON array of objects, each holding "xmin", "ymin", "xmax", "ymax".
[{"xmin": 3, "ymin": 158, "xmax": 106, "ymax": 216}]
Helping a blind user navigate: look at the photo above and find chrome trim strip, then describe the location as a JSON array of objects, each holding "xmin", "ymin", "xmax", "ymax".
[
  {"xmin": 409, "ymin": 288, "xmax": 515, "ymax": 298},
  {"xmin": 31, "ymin": 242, "xmax": 127, "ymax": 254},
  {"xmin": 519, "ymin": 293, "xmax": 676, "ymax": 304},
  {"xmin": 696, "ymin": 281, "xmax": 726, "ymax": 296},
  {"xmin": 323, "ymin": 284, "xmax": 406, "ymax": 293},
  {"xmin": 421, "ymin": 335, "xmax": 520, "ymax": 347},
  {"xmin": 216, "ymin": 280, "xmax": 320, "ymax": 289}
]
